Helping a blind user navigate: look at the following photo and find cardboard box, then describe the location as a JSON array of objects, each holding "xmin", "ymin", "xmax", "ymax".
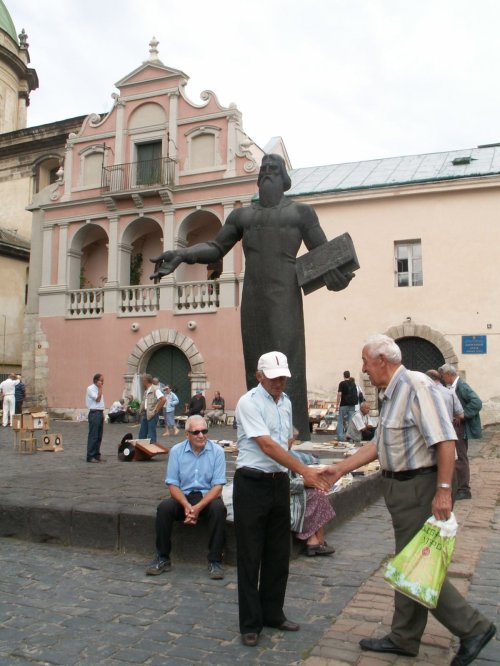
[
  {"xmin": 22, "ymin": 412, "xmax": 49, "ymax": 430},
  {"xmin": 39, "ymin": 433, "xmax": 64, "ymax": 452}
]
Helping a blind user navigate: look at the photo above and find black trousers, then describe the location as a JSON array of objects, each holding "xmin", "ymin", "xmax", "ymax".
[
  {"xmin": 155, "ymin": 493, "xmax": 226, "ymax": 562},
  {"xmin": 86, "ymin": 410, "xmax": 104, "ymax": 461},
  {"xmin": 233, "ymin": 468, "xmax": 290, "ymax": 634}
]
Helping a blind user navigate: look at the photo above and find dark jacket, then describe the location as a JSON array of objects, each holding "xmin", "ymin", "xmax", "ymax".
[
  {"xmin": 455, "ymin": 378, "xmax": 482, "ymax": 439},
  {"xmin": 15, "ymin": 381, "xmax": 26, "ymax": 402}
]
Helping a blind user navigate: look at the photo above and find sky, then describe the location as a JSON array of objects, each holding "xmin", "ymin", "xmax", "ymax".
[{"xmin": 8, "ymin": 0, "xmax": 500, "ymax": 168}]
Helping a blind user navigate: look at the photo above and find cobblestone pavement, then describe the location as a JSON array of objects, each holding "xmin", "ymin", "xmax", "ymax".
[
  {"xmin": 0, "ymin": 424, "xmax": 499, "ymax": 665},
  {"xmin": 0, "ymin": 499, "xmax": 393, "ymax": 666}
]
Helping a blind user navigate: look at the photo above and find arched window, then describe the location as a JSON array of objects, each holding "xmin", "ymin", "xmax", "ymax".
[
  {"xmin": 79, "ymin": 146, "xmax": 105, "ymax": 188},
  {"xmin": 34, "ymin": 157, "xmax": 61, "ymax": 193},
  {"xmin": 185, "ymin": 126, "xmax": 221, "ymax": 171}
]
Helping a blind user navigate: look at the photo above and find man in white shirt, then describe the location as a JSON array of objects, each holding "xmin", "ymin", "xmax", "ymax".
[
  {"xmin": 0, "ymin": 373, "xmax": 18, "ymax": 427},
  {"xmin": 346, "ymin": 402, "xmax": 377, "ymax": 442},
  {"xmin": 108, "ymin": 399, "xmax": 127, "ymax": 423},
  {"xmin": 86, "ymin": 373, "xmax": 105, "ymax": 463}
]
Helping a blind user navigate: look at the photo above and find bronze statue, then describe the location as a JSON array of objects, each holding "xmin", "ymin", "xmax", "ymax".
[{"xmin": 151, "ymin": 154, "xmax": 354, "ymax": 439}]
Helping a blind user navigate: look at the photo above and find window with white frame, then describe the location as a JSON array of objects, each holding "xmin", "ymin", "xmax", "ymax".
[
  {"xmin": 185, "ymin": 126, "xmax": 221, "ymax": 172},
  {"xmin": 395, "ymin": 240, "xmax": 423, "ymax": 287}
]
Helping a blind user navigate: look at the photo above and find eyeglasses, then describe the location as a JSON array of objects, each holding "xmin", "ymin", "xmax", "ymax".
[{"xmin": 187, "ymin": 429, "xmax": 208, "ymax": 435}]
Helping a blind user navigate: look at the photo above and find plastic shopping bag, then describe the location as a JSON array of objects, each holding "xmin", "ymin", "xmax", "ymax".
[{"xmin": 384, "ymin": 513, "xmax": 457, "ymax": 609}]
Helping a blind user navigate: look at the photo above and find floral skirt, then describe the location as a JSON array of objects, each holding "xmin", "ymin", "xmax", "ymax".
[{"xmin": 295, "ymin": 489, "xmax": 336, "ymax": 541}]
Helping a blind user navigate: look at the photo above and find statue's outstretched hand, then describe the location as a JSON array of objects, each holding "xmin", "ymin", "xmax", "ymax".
[
  {"xmin": 150, "ymin": 250, "xmax": 184, "ymax": 282},
  {"xmin": 324, "ymin": 268, "xmax": 355, "ymax": 292}
]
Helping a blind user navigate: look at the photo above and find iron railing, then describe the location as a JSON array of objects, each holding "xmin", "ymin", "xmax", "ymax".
[{"xmin": 101, "ymin": 157, "xmax": 176, "ymax": 193}]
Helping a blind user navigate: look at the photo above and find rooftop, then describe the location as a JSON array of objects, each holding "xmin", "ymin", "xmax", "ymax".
[{"xmin": 288, "ymin": 144, "xmax": 500, "ymax": 196}]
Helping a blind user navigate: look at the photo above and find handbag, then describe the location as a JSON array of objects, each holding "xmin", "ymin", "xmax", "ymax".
[{"xmin": 384, "ymin": 513, "xmax": 457, "ymax": 609}]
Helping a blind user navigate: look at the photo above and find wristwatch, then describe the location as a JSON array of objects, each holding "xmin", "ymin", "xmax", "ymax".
[{"xmin": 437, "ymin": 483, "xmax": 451, "ymax": 489}]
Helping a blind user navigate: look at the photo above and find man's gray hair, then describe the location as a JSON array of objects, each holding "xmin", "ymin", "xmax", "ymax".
[
  {"xmin": 438, "ymin": 363, "xmax": 458, "ymax": 377},
  {"xmin": 364, "ymin": 334, "xmax": 402, "ymax": 364},
  {"xmin": 186, "ymin": 415, "xmax": 208, "ymax": 432}
]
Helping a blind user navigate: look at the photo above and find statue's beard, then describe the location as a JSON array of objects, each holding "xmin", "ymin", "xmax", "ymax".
[{"xmin": 259, "ymin": 176, "xmax": 283, "ymax": 206}]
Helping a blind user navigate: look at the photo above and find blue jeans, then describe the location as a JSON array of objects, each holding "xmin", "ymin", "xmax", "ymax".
[
  {"xmin": 337, "ymin": 405, "xmax": 356, "ymax": 441},
  {"xmin": 138, "ymin": 413, "xmax": 159, "ymax": 443}
]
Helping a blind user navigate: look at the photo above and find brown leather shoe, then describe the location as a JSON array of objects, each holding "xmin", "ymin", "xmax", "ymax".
[
  {"xmin": 276, "ymin": 619, "xmax": 300, "ymax": 631},
  {"xmin": 241, "ymin": 633, "xmax": 259, "ymax": 647}
]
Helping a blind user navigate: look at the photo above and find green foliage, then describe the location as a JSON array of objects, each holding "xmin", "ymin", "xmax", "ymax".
[{"xmin": 130, "ymin": 253, "xmax": 143, "ymax": 286}]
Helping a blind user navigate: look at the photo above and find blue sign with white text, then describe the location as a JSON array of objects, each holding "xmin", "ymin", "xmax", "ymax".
[{"xmin": 462, "ymin": 335, "xmax": 487, "ymax": 354}]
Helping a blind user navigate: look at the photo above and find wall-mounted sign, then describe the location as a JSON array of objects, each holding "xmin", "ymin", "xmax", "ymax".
[{"xmin": 462, "ymin": 335, "xmax": 487, "ymax": 354}]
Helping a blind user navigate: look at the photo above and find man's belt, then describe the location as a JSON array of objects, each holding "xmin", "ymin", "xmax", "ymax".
[
  {"xmin": 237, "ymin": 466, "xmax": 287, "ymax": 480},
  {"xmin": 381, "ymin": 465, "xmax": 438, "ymax": 481}
]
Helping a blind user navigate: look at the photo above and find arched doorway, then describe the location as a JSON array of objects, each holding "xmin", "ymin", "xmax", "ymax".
[
  {"xmin": 146, "ymin": 345, "xmax": 191, "ymax": 414},
  {"xmin": 396, "ymin": 336, "xmax": 445, "ymax": 372}
]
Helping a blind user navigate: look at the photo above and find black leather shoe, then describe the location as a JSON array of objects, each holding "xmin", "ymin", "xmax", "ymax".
[
  {"xmin": 241, "ymin": 633, "xmax": 259, "ymax": 647},
  {"xmin": 451, "ymin": 624, "xmax": 496, "ymax": 666},
  {"xmin": 455, "ymin": 489, "xmax": 472, "ymax": 501},
  {"xmin": 359, "ymin": 636, "xmax": 417, "ymax": 657}
]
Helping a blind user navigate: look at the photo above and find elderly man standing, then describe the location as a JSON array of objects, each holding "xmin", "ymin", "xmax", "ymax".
[
  {"xmin": 145, "ymin": 415, "xmax": 227, "ymax": 579},
  {"xmin": 327, "ymin": 335, "xmax": 495, "ymax": 665},
  {"xmin": 138, "ymin": 374, "xmax": 166, "ymax": 444},
  {"xmin": 439, "ymin": 363, "xmax": 482, "ymax": 501},
  {"xmin": 233, "ymin": 351, "xmax": 332, "ymax": 647},
  {"xmin": 162, "ymin": 385, "xmax": 179, "ymax": 437},
  {"xmin": 0, "ymin": 373, "xmax": 18, "ymax": 427}
]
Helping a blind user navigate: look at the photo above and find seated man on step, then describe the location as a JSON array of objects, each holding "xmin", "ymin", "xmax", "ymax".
[{"xmin": 145, "ymin": 415, "xmax": 227, "ymax": 580}]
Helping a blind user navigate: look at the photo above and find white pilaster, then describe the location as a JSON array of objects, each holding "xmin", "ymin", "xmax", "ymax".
[
  {"xmin": 41, "ymin": 227, "xmax": 53, "ymax": 287},
  {"xmin": 114, "ymin": 99, "xmax": 125, "ymax": 165},
  {"xmin": 107, "ymin": 216, "xmax": 120, "ymax": 286},
  {"xmin": 57, "ymin": 223, "xmax": 69, "ymax": 286}
]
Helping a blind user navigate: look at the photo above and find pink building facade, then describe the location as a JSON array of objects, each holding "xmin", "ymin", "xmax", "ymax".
[{"xmin": 25, "ymin": 41, "xmax": 270, "ymax": 415}]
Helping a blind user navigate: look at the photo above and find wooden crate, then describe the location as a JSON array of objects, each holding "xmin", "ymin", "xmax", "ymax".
[{"xmin": 19, "ymin": 437, "xmax": 37, "ymax": 454}]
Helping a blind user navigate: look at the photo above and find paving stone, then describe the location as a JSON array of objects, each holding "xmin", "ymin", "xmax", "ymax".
[{"xmin": 0, "ymin": 425, "xmax": 499, "ymax": 665}]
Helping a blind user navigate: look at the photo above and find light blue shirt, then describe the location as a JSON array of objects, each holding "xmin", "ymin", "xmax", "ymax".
[
  {"xmin": 165, "ymin": 439, "xmax": 226, "ymax": 496},
  {"xmin": 165, "ymin": 391, "xmax": 179, "ymax": 413},
  {"xmin": 86, "ymin": 383, "xmax": 105, "ymax": 410},
  {"xmin": 235, "ymin": 382, "xmax": 293, "ymax": 473}
]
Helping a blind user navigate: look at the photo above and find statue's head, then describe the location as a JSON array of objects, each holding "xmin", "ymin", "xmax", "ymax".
[{"xmin": 257, "ymin": 154, "xmax": 291, "ymax": 192}]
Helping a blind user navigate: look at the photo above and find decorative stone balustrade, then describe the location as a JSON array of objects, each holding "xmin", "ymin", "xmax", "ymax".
[
  {"xmin": 175, "ymin": 280, "xmax": 219, "ymax": 313},
  {"xmin": 67, "ymin": 289, "xmax": 104, "ymax": 318}
]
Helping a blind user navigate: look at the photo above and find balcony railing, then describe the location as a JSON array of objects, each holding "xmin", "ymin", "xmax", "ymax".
[
  {"xmin": 65, "ymin": 280, "xmax": 222, "ymax": 318},
  {"xmin": 175, "ymin": 280, "xmax": 220, "ymax": 312},
  {"xmin": 101, "ymin": 157, "xmax": 176, "ymax": 193},
  {"xmin": 67, "ymin": 288, "xmax": 104, "ymax": 318},
  {"xmin": 120, "ymin": 286, "xmax": 160, "ymax": 314}
]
